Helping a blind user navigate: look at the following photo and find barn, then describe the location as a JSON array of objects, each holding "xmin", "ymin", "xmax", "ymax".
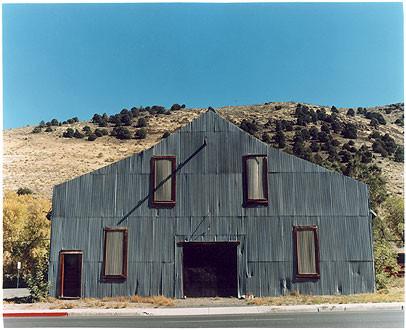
[{"xmin": 48, "ymin": 109, "xmax": 375, "ymax": 298}]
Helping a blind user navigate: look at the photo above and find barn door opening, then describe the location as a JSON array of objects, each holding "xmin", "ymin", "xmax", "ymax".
[
  {"xmin": 59, "ymin": 251, "xmax": 83, "ymax": 299},
  {"xmin": 182, "ymin": 242, "xmax": 238, "ymax": 297}
]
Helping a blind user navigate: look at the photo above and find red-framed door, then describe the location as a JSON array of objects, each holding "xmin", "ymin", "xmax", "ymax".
[{"xmin": 59, "ymin": 250, "xmax": 83, "ymax": 299}]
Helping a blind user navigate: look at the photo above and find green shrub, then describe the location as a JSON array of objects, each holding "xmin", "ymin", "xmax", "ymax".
[
  {"xmin": 310, "ymin": 141, "xmax": 320, "ymax": 152},
  {"xmin": 111, "ymin": 127, "xmax": 132, "ymax": 140},
  {"xmin": 170, "ymin": 104, "xmax": 182, "ymax": 111},
  {"xmin": 309, "ymin": 127, "xmax": 319, "ymax": 140},
  {"xmin": 137, "ymin": 117, "xmax": 147, "ymax": 128},
  {"xmin": 394, "ymin": 118, "xmax": 403, "ymax": 127},
  {"xmin": 135, "ymin": 128, "xmax": 147, "ymax": 139},
  {"xmin": 82, "ymin": 126, "xmax": 92, "ymax": 135},
  {"xmin": 381, "ymin": 134, "xmax": 397, "ymax": 155},
  {"xmin": 121, "ymin": 114, "xmax": 132, "ymax": 126},
  {"xmin": 94, "ymin": 129, "xmax": 103, "ymax": 137},
  {"xmin": 240, "ymin": 119, "xmax": 259, "ymax": 134},
  {"xmin": 370, "ymin": 118, "xmax": 379, "ymax": 128},
  {"xmin": 346, "ymin": 108, "xmax": 355, "ymax": 117},
  {"xmin": 372, "ymin": 141, "xmax": 388, "ymax": 157},
  {"xmin": 366, "ymin": 112, "xmax": 386, "ymax": 125},
  {"xmin": 25, "ymin": 252, "xmax": 49, "ymax": 301},
  {"xmin": 357, "ymin": 146, "xmax": 373, "ymax": 164},
  {"xmin": 369, "ymin": 131, "xmax": 381, "ymax": 139},
  {"xmin": 44, "ymin": 127, "xmax": 53, "ymax": 132},
  {"xmin": 131, "ymin": 108, "xmax": 140, "ymax": 117},
  {"xmin": 50, "ymin": 119, "xmax": 59, "ymax": 126},
  {"xmin": 73, "ymin": 129, "xmax": 85, "ymax": 139},
  {"xmin": 321, "ymin": 123, "xmax": 330, "ymax": 134},
  {"xmin": 39, "ymin": 120, "xmax": 46, "ymax": 128},
  {"xmin": 373, "ymin": 238, "xmax": 400, "ymax": 289},
  {"xmin": 317, "ymin": 131, "xmax": 330, "ymax": 143},
  {"xmin": 394, "ymin": 146, "xmax": 404, "ymax": 163},
  {"xmin": 32, "ymin": 126, "xmax": 42, "ymax": 134},
  {"xmin": 383, "ymin": 197, "xmax": 404, "ymax": 245},
  {"xmin": 357, "ymin": 107, "xmax": 366, "ymax": 115},
  {"xmin": 261, "ymin": 133, "xmax": 272, "ymax": 144},
  {"xmin": 17, "ymin": 187, "xmax": 33, "ymax": 195},
  {"xmin": 341, "ymin": 123, "xmax": 358, "ymax": 139},
  {"xmin": 331, "ymin": 119, "xmax": 343, "ymax": 134},
  {"xmin": 88, "ymin": 134, "xmax": 97, "ymax": 141},
  {"xmin": 63, "ymin": 128, "xmax": 75, "ymax": 138},
  {"xmin": 273, "ymin": 131, "xmax": 286, "ymax": 148},
  {"xmin": 300, "ymin": 128, "xmax": 310, "ymax": 140}
]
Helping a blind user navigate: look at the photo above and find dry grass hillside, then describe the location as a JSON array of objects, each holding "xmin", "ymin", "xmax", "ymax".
[{"xmin": 3, "ymin": 102, "xmax": 404, "ymax": 199}]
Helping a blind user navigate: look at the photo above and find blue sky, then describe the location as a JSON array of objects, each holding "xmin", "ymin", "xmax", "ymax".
[{"xmin": 3, "ymin": 2, "xmax": 404, "ymax": 128}]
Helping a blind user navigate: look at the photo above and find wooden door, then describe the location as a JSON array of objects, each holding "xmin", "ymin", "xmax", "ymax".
[
  {"xmin": 59, "ymin": 251, "xmax": 82, "ymax": 298},
  {"xmin": 182, "ymin": 242, "xmax": 238, "ymax": 297}
]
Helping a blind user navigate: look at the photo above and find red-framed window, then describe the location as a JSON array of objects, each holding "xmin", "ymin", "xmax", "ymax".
[
  {"xmin": 242, "ymin": 155, "xmax": 269, "ymax": 206},
  {"xmin": 151, "ymin": 156, "xmax": 176, "ymax": 208},
  {"xmin": 103, "ymin": 228, "xmax": 128, "ymax": 280},
  {"xmin": 293, "ymin": 226, "xmax": 320, "ymax": 279}
]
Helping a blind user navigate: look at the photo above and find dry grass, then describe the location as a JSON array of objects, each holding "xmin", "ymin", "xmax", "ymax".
[
  {"xmin": 129, "ymin": 295, "xmax": 175, "ymax": 306},
  {"xmin": 41, "ymin": 295, "xmax": 174, "ymax": 309},
  {"xmin": 49, "ymin": 302, "xmax": 76, "ymax": 309},
  {"xmin": 248, "ymin": 279, "xmax": 404, "ymax": 306}
]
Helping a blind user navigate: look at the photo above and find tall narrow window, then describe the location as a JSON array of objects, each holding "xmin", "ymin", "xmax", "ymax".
[
  {"xmin": 242, "ymin": 155, "xmax": 268, "ymax": 206},
  {"xmin": 151, "ymin": 156, "xmax": 176, "ymax": 207},
  {"xmin": 293, "ymin": 226, "xmax": 320, "ymax": 279},
  {"xmin": 103, "ymin": 228, "xmax": 128, "ymax": 280}
]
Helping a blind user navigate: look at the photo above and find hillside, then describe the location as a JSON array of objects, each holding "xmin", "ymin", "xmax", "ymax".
[{"xmin": 3, "ymin": 102, "xmax": 404, "ymax": 199}]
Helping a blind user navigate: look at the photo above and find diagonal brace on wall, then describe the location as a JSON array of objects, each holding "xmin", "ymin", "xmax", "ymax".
[{"xmin": 116, "ymin": 138, "xmax": 207, "ymax": 225}]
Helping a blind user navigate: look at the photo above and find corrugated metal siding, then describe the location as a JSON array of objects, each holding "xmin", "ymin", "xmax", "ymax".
[{"xmin": 49, "ymin": 110, "xmax": 375, "ymax": 298}]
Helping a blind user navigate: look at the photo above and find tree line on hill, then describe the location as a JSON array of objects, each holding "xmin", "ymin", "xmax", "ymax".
[
  {"xmin": 240, "ymin": 104, "xmax": 404, "ymax": 168},
  {"xmin": 32, "ymin": 104, "xmax": 185, "ymax": 141}
]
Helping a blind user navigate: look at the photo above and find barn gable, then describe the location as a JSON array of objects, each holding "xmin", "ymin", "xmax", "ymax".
[{"xmin": 52, "ymin": 109, "xmax": 368, "ymax": 219}]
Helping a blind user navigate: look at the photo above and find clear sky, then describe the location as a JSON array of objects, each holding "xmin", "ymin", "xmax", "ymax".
[{"xmin": 3, "ymin": 2, "xmax": 404, "ymax": 128}]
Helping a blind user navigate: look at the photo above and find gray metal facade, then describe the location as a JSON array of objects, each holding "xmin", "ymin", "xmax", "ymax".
[{"xmin": 48, "ymin": 110, "xmax": 375, "ymax": 298}]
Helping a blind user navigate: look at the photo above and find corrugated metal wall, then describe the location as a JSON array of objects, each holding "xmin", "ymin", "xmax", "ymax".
[{"xmin": 49, "ymin": 110, "xmax": 375, "ymax": 298}]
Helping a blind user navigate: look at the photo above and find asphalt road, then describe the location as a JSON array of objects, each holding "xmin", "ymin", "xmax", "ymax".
[{"xmin": 3, "ymin": 310, "xmax": 404, "ymax": 328}]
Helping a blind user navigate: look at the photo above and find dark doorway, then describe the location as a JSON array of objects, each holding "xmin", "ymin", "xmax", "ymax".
[
  {"xmin": 59, "ymin": 251, "xmax": 82, "ymax": 298},
  {"xmin": 182, "ymin": 242, "xmax": 238, "ymax": 297}
]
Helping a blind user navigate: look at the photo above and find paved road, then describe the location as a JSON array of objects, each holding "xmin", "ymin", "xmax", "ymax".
[
  {"xmin": 3, "ymin": 288, "xmax": 30, "ymax": 299},
  {"xmin": 3, "ymin": 310, "xmax": 404, "ymax": 328}
]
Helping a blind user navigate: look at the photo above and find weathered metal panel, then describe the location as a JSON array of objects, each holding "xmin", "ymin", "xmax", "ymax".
[{"xmin": 49, "ymin": 110, "xmax": 374, "ymax": 298}]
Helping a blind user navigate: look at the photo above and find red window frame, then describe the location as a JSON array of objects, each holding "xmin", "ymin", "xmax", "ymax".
[
  {"xmin": 102, "ymin": 228, "xmax": 128, "ymax": 280},
  {"xmin": 150, "ymin": 156, "xmax": 176, "ymax": 208},
  {"xmin": 242, "ymin": 155, "xmax": 269, "ymax": 206},
  {"xmin": 293, "ymin": 225, "xmax": 320, "ymax": 279}
]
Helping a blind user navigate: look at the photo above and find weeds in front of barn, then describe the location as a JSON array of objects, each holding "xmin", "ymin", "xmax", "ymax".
[
  {"xmin": 45, "ymin": 295, "xmax": 174, "ymax": 309},
  {"xmin": 248, "ymin": 278, "xmax": 404, "ymax": 306}
]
